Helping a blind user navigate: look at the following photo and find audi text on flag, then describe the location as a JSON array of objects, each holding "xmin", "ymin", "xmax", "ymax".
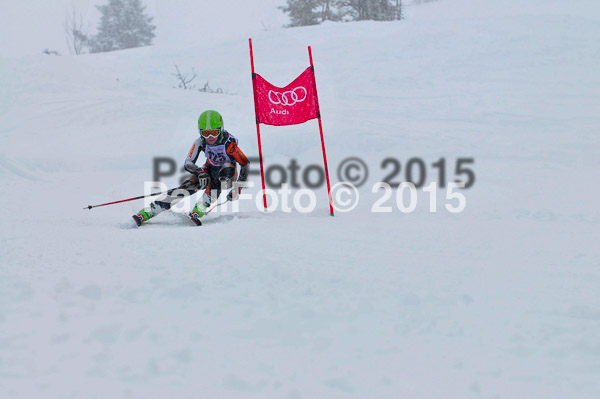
[{"xmin": 252, "ymin": 67, "xmax": 320, "ymax": 126}]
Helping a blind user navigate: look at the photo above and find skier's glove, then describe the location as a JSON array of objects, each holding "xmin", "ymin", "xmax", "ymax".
[
  {"xmin": 227, "ymin": 188, "xmax": 244, "ymax": 202},
  {"xmin": 238, "ymin": 164, "xmax": 249, "ymax": 183},
  {"xmin": 197, "ymin": 170, "xmax": 211, "ymax": 190}
]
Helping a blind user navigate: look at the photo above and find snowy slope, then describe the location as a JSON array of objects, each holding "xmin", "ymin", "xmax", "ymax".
[{"xmin": 1, "ymin": 0, "xmax": 600, "ymax": 398}]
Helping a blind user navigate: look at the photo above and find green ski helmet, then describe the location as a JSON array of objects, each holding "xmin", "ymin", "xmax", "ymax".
[{"xmin": 198, "ymin": 110, "xmax": 224, "ymax": 140}]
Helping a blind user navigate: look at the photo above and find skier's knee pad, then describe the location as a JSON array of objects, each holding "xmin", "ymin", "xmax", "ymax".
[
  {"xmin": 157, "ymin": 186, "xmax": 193, "ymax": 210},
  {"xmin": 154, "ymin": 200, "xmax": 171, "ymax": 211},
  {"xmin": 201, "ymin": 192, "xmax": 213, "ymax": 207},
  {"xmin": 181, "ymin": 177, "xmax": 201, "ymax": 194},
  {"xmin": 218, "ymin": 163, "xmax": 236, "ymax": 187}
]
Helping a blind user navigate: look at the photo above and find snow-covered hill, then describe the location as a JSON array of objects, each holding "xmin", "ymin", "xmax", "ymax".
[{"xmin": 1, "ymin": 0, "xmax": 599, "ymax": 398}]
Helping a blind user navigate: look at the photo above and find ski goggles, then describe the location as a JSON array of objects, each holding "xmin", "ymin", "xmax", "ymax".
[{"xmin": 200, "ymin": 128, "xmax": 221, "ymax": 138}]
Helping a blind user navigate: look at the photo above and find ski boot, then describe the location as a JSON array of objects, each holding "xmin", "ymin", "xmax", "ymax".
[
  {"xmin": 132, "ymin": 203, "xmax": 163, "ymax": 227},
  {"xmin": 189, "ymin": 201, "xmax": 209, "ymax": 226}
]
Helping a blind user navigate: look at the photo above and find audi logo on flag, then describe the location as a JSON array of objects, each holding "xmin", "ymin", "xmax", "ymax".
[
  {"xmin": 252, "ymin": 67, "xmax": 318, "ymax": 125},
  {"xmin": 268, "ymin": 87, "xmax": 307, "ymax": 106}
]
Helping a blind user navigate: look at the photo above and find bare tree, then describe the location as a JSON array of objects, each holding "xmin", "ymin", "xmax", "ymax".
[
  {"xmin": 65, "ymin": 7, "xmax": 88, "ymax": 55},
  {"xmin": 172, "ymin": 65, "xmax": 197, "ymax": 90},
  {"xmin": 320, "ymin": 0, "xmax": 337, "ymax": 21}
]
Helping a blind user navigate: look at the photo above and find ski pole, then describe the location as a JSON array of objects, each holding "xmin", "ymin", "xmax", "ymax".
[
  {"xmin": 205, "ymin": 188, "xmax": 234, "ymax": 214},
  {"xmin": 84, "ymin": 186, "xmax": 182, "ymax": 210}
]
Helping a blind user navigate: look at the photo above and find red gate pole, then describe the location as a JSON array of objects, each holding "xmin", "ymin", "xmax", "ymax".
[
  {"xmin": 249, "ymin": 38, "xmax": 268, "ymax": 211},
  {"xmin": 308, "ymin": 46, "xmax": 334, "ymax": 216}
]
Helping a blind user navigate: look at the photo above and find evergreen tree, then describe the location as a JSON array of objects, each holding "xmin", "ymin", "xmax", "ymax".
[
  {"xmin": 279, "ymin": 0, "xmax": 321, "ymax": 27},
  {"xmin": 339, "ymin": 0, "xmax": 396, "ymax": 21},
  {"xmin": 372, "ymin": 0, "xmax": 395, "ymax": 21},
  {"xmin": 280, "ymin": 0, "xmax": 400, "ymax": 26},
  {"xmin": 89, "ymin": 0, "xmax": 156, "ymax": 53}
]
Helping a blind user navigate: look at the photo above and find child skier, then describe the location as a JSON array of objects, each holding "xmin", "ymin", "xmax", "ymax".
[{"xmin": 132, "ymin": 110, "xmax": 250, "ymax": 226}]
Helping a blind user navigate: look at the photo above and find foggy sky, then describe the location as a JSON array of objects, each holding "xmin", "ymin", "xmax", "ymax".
[{"xmin": 0, "ymin": 0, "xmax": 287, "ymax": 57}]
